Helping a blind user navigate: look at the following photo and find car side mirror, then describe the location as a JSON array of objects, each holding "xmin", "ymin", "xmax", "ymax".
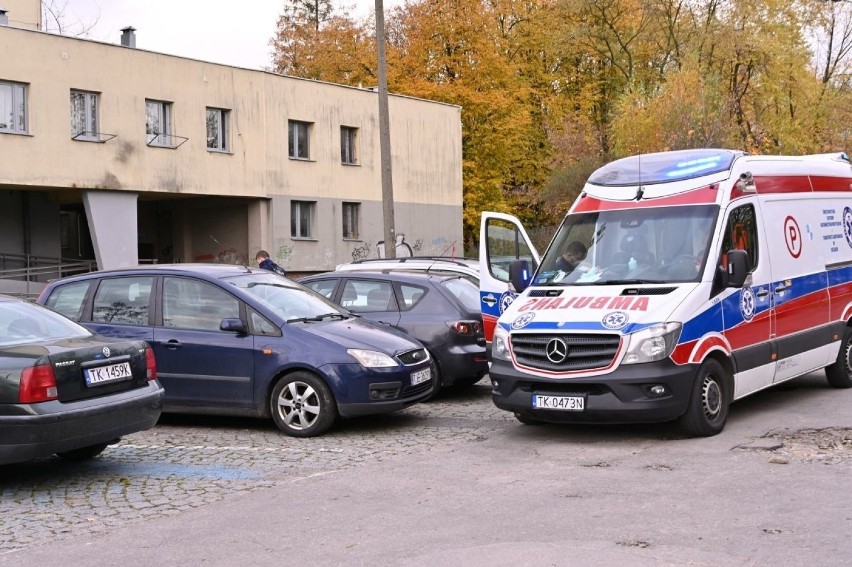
[
  {"xmin": 509, "ymin": 259, "xmax": 532, "ymax": 293},
  {"xmin": 726, "ymin": 249, "xmax": 751, "ymax": 288},
  {"xmin": 220, "ymin": 318, "xmax": 248, "ymax": 335}
]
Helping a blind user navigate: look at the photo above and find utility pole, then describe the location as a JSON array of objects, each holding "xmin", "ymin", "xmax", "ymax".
[{"xmin": 375, "ymin": 0, "xmax": 396, "ymax": 258}]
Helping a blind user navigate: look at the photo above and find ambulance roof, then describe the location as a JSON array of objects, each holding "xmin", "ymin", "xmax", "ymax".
[{"xmin": 588, "ymin": 149, "xmax": 741, "ymax": 187}]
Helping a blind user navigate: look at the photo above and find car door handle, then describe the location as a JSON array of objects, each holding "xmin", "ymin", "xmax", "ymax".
[
  {"xmin": 774, "ymin": 284, "xmax": 788, "ymax": 293},
  {"xmin": 756, "ymin": 289, "xmax": 769, "ymax": 298},
  {"xmin": 165, "ymin": 340, "xmax": 182, "ymax": 349}
]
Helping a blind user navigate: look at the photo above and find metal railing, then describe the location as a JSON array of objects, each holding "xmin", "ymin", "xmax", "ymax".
[{"xmin": 0, "ymin": 252, "xmax": 99, "ymax": 297}]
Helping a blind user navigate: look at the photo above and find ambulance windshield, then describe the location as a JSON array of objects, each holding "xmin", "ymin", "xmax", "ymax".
[
  {"xmin": 534, "ymin": 205, "xmax": 719, "ymax": 286},
  {"xmin": 588, "ymin": 149, "xmax": 738, "ymax": 186}
]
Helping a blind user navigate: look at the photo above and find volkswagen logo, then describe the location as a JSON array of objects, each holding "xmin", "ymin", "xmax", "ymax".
[
  {"xmin": 102, "ymin": 346, "xmax": 111, "ymax": 358},
  {"xmin": 545, "ymin": 338, "xmax": 569, "ymax": 364}
]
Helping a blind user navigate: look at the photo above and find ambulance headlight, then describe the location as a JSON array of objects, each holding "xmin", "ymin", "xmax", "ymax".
[
  {"xmin": 622, "ymin": 322, "xmax": 682, "ymax": 365},
  {"xmin": 491, "ymin": 326, "xmax": 512, "ymax": 362}
]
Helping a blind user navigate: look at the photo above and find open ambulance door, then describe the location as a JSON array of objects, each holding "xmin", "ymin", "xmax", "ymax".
[{"xmin": 479, "ymin": 212, "xmax": 540, "ymax": 342}]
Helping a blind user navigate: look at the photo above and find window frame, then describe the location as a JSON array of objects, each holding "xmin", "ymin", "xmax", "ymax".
[
  {"xmin": 0, "ymin": 80, "xmax": 28, "ymax": 134},
  {"xmin": 291, "ymin": 200, "xmax": 316, "ymax": 239},
  {"xmin": 720, "ymin": 203, "xmax": 759, "ymax": 270},
  {"xmin": 43, "ymin": 281, "xmax": 93, "ymax": 322},
  {"xmin": 340, "ymin": 126, "xmax": 358, "ymax": 165},
  {"xmin": 206, "ymin": 107, "xmax": 230, "ymax": 152},
  {"xmin": 145, "ymin": 99, "xmax": 174, "ymax": 147},
  {"xmin": 162, "ymin": 276, "xmax": 241, "ymax": 332},
  {"xmin": 70, "ymin": 89, "xmax": 99, "ymax": 141},
  {"xmin": 341, "ymin": 279, "xmax": 398, "ymax": 313},
  {"xmin": 342, "ymin": 202, "xmax": 361, "ymax": 240},
  {"xmin": 288, "ymin": 120, "xmax": 311, "ymax": 160},
  {"xmin": 91, "ymin": 276, "xmax": 155, "ymax": 327}
]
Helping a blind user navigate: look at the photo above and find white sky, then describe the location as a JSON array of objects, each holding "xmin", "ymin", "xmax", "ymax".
[{"xmin": 59, "ymin": 0, "xmax": 402, "ymax": 70}]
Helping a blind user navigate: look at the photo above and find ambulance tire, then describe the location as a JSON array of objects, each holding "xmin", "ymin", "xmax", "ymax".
[
  {"xmin": 826, "ymin": 327, "xmax": 852, "ymax": 388},
  {"xmin": 679, "ymin": 359, "xmax": 730, "ymax": 437}
]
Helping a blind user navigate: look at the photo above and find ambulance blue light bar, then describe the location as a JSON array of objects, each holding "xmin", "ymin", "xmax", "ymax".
[
  {"xmin": 665, "ymin": 155, "xmax": 723, "ymax": 178},
  {"xmin": 588, "ymin": 149, "xmax": 739, "ymax": 187}
]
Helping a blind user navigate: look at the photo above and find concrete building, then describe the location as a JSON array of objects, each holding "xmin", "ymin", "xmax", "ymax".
[{"xmin": 0, "ymin": 0, "xmax": 463, "ymax": 292}]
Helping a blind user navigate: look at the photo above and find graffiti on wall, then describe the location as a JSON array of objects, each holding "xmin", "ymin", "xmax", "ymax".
[
  {"xmin": 348, "ymin": 234, "xmax": 455, "ymax": 263},
  {"xmin": 275, "ymin": 244, "xmax": 294, "ymax": 264},
  {"xmin": 376, "ymin": 234, "xmax": 413, "ymax": 258},
  {"xmin": 351, "ymin": 242, "xmax": 371, "ymax": 261},
  {"xmin": 199, "ymin": 234, "xmax": 249, "ymax": 265},
  {"xmin": 217, "ymin": 247, "xmax": 247, "ymax": 265}
]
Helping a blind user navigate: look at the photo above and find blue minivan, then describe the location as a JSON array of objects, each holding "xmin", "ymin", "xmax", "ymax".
[{"xmin": 38, "ymin": 265, "xmax": 433, "ymax": 437}]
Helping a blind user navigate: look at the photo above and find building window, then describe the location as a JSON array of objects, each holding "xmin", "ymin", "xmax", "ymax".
[
  {"xmin": 145, "ymin": 99, "xmax": 173, "ymax": 146},
  {"xmin": 70, "ymin": 90, "xmax": 99, "ymax": 141},
  {"xmin": 341, "ymin": 126, "xmax": 358, "ymax": 164},
  {"xmin": 291, "ymin": 201, "xmax": 315, "ymax": 238},
  {"xmin": 343, "ymin": 202, "xmax": 360, "ymax": 239},
  {"xmin": 288, "ymin": 120, "xmax": 311, "ymax": 159},
  {"xmin": 206, "ymin": 107, "xmax": 229, "ymax": 152},
  {"xmin": 0, "ymin": 81, "xmax": 27, "ymax": 134}
]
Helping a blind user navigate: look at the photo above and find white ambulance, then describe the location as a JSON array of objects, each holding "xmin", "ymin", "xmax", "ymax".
[{"xmin": 479, "ymin": 148, "xmax": 852, "ymax": 436}]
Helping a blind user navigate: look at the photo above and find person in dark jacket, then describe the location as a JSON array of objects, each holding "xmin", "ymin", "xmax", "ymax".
[
  {"xmin": 255, "ymin": 250, "xmax": 286, "ymax": 276},
  {"xmin": 554, "ymin": 241, "xmax": 587, "ymax": 274}
]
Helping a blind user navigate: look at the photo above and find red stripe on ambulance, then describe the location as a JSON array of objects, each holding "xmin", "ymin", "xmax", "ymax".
[{"xmin": 573, "ymin": 185, "xmax": 719, "ymax": 213}]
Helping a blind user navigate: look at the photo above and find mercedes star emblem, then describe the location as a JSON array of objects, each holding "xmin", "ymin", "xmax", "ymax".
[{"xmin": 545, "ymin": 338, "xmax": 568, "ymax": 364}]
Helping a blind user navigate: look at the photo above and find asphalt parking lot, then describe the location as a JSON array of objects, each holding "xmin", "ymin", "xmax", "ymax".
[{"xmin": 2, "ymin": 374, "xmax": 851, "ymax": 566}]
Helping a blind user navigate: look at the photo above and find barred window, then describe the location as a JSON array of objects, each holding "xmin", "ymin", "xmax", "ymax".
[{"xmin": 70, "ymin": 90, "xmax": 98, "ymax": 141}]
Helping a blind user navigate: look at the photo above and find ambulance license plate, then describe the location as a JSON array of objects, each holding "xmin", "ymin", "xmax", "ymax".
[
  {"xmin": 532, "ymin": 394, "xmax": 585, "ymax": 411},
  {"xmin": 85, "ymin": 362, "xmax": 133, "ymax": 386}
]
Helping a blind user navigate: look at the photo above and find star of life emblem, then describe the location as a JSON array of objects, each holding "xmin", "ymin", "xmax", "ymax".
[
  {"xmin": 511, "ymin": 312, "xmax": 536, "ymax": 329},
  {"xmin": 740, "ymin": 287, "xmax": 756, "ymax": 322},
  {"xmin": 601, "ymin": 311, "xmax": 629, "ymax": 330},
  {"xmin": 499, "ymin": 292, "xmax": 517, "ymax": 314}
]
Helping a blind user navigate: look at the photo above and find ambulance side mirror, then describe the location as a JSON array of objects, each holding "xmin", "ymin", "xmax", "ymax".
[
  {"xmin": 726, "ymin": 249, "xmax": 751, "ymax": 288},
  {"xmin": 509, "ymin": 259, "xmax": 532, "ymax": 293}
]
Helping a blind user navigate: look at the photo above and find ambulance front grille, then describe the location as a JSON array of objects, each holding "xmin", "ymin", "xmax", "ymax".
[{"xmin": 510, "ymin": 333, "xmax": 621, "ymax": 372}]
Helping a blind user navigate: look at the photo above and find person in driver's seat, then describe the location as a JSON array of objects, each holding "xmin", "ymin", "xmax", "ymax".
[{"xmin": 555, "ymin": 241, "xmax": 587, "ymax": 274}]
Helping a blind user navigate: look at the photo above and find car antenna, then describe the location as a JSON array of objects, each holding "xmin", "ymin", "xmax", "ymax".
[
  {"xmin": 635, "ymin": 152, "xmax": 644, "ymax": 201},
  {"xmin": 428, "ymin": 240, "xmax": 459, "ymax": 271}
]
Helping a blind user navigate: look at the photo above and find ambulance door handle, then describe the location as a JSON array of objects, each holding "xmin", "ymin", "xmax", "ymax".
[
  {"xmin": 774, "ymin": 284, "xmax": 788, "ymax": 293},
  {"xmin": 756, "ymin": 289, "xmax": 769, "ymax": 298}
]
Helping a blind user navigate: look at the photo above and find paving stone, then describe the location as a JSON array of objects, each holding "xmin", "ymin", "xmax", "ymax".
[{"xmin": 0, "ymin": 384, "xmax": 509, "ymax": 552}]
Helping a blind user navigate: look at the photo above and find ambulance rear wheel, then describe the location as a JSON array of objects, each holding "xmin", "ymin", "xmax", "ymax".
[
  {"xmin": 679, "ymin": 359, "xmax": 730, "ymax": 437},
  {"xmin": 826, "ymin": 327, "xmax": 852, "ymax": 388}
]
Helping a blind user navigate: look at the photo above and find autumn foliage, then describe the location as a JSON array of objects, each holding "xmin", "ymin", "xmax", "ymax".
[{"xmin": 271, "ymin": 0, "xmax": 852, "ymax": 248}]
